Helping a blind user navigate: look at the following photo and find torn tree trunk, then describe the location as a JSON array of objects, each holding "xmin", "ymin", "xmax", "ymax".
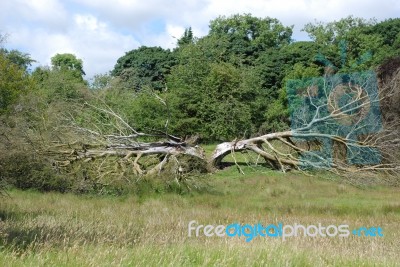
[
  {"xmin": 41, "ymin": 101, "xmax": 208, "ymax": 178},
  {"xmin": 210, "ymin": 68, "xmax": 400, "ymax": 175},
  {"xmin": 42, "ymin": 65, "xmax": 400, "ymax": 178},
  {"xmin": 210, "ymin": 131, "xmax": 298, "ymax": 171},
  {"xmin": 48, "ymin": 138, "xmax": 206, "ymax": 176}
]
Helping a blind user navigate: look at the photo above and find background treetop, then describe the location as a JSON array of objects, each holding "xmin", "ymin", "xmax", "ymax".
[{"xmin": 51, "ymin": 53, "xmax": 86, "ymax": 76}]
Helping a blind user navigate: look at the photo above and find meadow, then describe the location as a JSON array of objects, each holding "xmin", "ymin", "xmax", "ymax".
[{"xmin": 0, "ymin": 148, "xmax": 399, "ymax": 266}]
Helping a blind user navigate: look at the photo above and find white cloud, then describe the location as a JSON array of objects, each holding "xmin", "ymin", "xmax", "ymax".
[
  {"xmin": 166, "ymin": 24, "xmax": 186, "ymax": 40},
  {"xmin": 67, "ymin": 14, "xmax": 140, "ymax": 76},
  {"xmin": 22, "ymin": 0, "xmax": 67, "ymax": 23},
  {"xmin": 0, "ymin": 0, "xmax": 68, "ymax": 31},
  {"xmin": 142, "ymin": 24, "xmax": 186, "ymax": 49},
  {"xmin": 75, "ymin": 14, "xmax": 106, "ymax": 31},
  {"xmin": 1, "ymin": 0, "xmax": 399, "ymax": 78},
  {"xmin": 4, "ymin": 13, "xmax": 140, "ymax": 77}
]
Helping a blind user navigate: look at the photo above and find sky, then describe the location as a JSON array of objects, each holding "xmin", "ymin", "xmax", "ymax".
[{"xmin": 1, "ymin": 0, "xmax": 399, "ymax": 79}]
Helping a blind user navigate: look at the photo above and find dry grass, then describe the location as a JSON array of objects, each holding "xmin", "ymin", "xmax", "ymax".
[{"xmin": 1, "ymin": 165, "xmax": 400, "ymax": 266}]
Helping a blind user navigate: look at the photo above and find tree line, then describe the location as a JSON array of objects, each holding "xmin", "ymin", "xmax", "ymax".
[{"xmin": 1, "ymin": 14, "xmax": 399, "ymax": 194}]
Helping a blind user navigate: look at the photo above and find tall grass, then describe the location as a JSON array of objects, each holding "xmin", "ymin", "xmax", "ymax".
[{"xmin": 1, "ymin": 163, "xmax": 399, "ymax": 266}]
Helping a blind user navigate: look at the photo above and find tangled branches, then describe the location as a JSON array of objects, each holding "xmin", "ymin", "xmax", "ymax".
[{"xmin": 211, "ymin": 68, "xmax": 400, "ymax": 176}]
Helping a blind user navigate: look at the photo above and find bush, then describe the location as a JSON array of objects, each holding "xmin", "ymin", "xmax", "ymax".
[{"xmin": 0, "ymin": 153, "xmax": 71, "ymax": 192}]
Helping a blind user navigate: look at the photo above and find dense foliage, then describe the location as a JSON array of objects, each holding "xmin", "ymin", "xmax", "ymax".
[
  {"xmin": 108, "ymin": 15, "xmax": 399, "ymax": 141},
  {"xmin": 1, "ymin": 15, "xmax": 399, "ymax": 194}
]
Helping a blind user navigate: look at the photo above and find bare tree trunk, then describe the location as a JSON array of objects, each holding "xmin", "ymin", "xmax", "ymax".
[
  {"xmin": 41, "ymin": 67, "xmax": 400, "ymax": 178},
  {"xmin": 209, "ymin": 68, "xmax": 400, "ymax": 175}
]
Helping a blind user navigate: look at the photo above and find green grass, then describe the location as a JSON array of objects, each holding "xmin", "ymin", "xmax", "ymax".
[{"xmin": 1, "ymin": 152, "xmax": 400, "ymax": 266}]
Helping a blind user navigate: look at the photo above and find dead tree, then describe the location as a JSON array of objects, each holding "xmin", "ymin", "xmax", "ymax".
[
  {"xmin": 211, "ymin": 68, "xmax": 400, "ymax": 175},
  {"xmin": 41, "ymin": 102, "xmax": 207, "ymax": 182},
  {"xmin": 41, "ymin": 65, "xmax": 400, "ymax": 179}
]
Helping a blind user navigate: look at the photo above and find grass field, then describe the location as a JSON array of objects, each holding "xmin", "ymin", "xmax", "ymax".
[{"xmin": 1, "ymin": 147, "xmax": 400, "ymax": 266}]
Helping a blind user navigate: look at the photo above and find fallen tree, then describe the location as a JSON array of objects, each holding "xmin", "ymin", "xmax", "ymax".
[
  {"xmin": 34, "ymin": 62, "xmax": 400, "ymax": 181},
  {"xmin": 212, "ymin": 66, "xmax": 400, "ymax": 175}
]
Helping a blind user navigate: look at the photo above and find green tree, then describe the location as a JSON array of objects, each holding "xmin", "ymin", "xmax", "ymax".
[
  {"xmin": 33, "ymin": 66, "xmax": 87, "ymax": 101},
  {"xmin": 166, "ymin": 42, "xmax": 212, "ymax": 137},
  {"xmin": 302, "ymin": 16, "xmax": 393, "ymax": 72},
  {"xmin": 51, "ymin": 53, "xmax": 86, "ymax": 79},
  {"xmin": 112, "ymin": 46, "xmax": 176, "ymax": 91},
  {"xmin": 364, "ymin": 18, "xmax": 400, "ymax": 64},
  {"xmin": 208, "ymin": 14, "xmax": 293, "ymax": 65},
  {"xmin": 29, "ymin": 53, "xmax": 88, "ymax": 101},
  {"xmin": 0, "ymin": 49, "xmax": 36, "ymax": 71},
  {"xmin": 90, "ymin": 73, "xmax": 113, "ymax": 90},
  {"xmin": 369, "ymin": 18, "xmax": 400, "ymax": 46},
  {"xmin": 167, "ymin": 38, "xmax": 266, "ymax": 140},
  {"xmin": 177, "ymin": 27, "xmax": 194, "ymax": 47},
  {"xmin": 254, "ymin": 42, "xmax": 317, "ymax": 94},
  {"xmin": 303, "ymin": 16, "xmax": 375, "ymax": 45},
  {"xmin": 166, "ymin": 15, "xmax": 320, "ymax": 139},
  {"xmin": 0, "ymin": 53, "xmax": 33, "ymax": 114}
]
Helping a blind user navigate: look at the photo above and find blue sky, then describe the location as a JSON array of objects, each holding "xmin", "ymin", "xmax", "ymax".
[{"xmin": 1, "ymin": 0, "xmax": 399, "ymax": 78}]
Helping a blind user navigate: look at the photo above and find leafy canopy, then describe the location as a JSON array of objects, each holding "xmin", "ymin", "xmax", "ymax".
[{"xmin": 51, "ymin": 53, "xmax": 86, "ymax": 76}]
